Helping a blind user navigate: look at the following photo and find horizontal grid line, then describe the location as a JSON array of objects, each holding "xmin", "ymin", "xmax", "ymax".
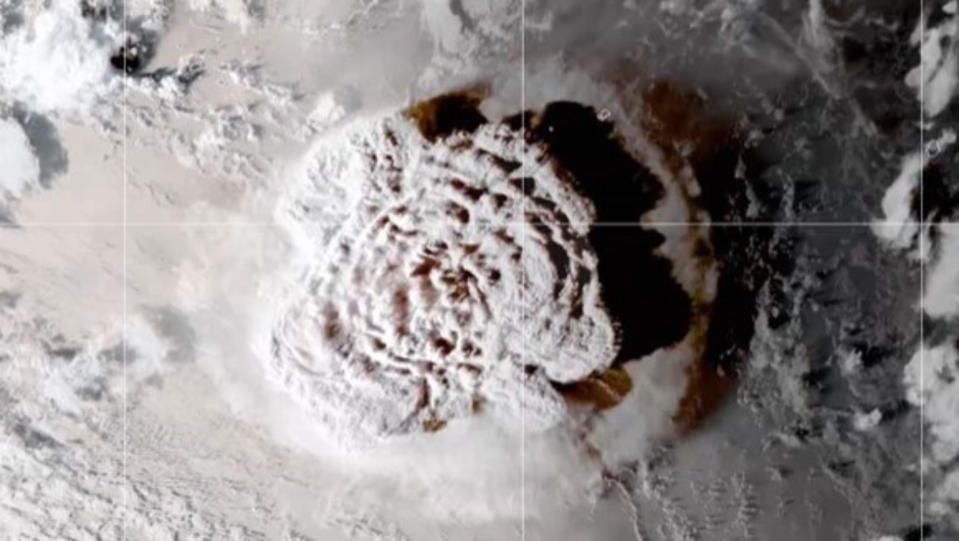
[
  {"xmin": 0, "ymin": 222, "xmax": 276, "ymax": 228},
  {"xmin": 0, "ymin": 220, "xmax": 950, "ymax": 229}
]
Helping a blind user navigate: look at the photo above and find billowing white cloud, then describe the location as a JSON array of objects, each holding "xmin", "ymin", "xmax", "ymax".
[
  {"xmin": 906, "ymin": 2, "xmax": 959, "ymax": 117},
  {"xmin": 0, "ymin": 0, "xmax": 121, "ymax": 116},
  {"xmin": 0, "ymin": 117, "xmax": 40, "ymax": 205}
]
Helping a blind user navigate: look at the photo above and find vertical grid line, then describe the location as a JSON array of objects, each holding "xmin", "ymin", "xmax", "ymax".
[
  {"xmin": 121, "ymin": 0, "xmax": 129, "ymax": 537},
  {"xmin": 520, "ymin": 0, "xmax": 527, "ymax": 539},
  {"xmin": 919, "ymin": 0, "xmax": 925, "ymax": 534}
]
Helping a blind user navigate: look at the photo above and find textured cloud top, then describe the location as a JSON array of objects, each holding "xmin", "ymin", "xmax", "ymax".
[
  {"xmin": 271, "ymin": 100, "xmax": 624, "ymax": 445},
  {"xmin": 269, "ymin": 91, "xmax": 719, "ymax": 448}
]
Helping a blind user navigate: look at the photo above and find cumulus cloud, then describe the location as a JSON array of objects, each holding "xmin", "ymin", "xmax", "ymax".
[
  {"xmin": 924, "ymin": 225, "xmax": 959, "ymax": 318},
  {"xmin": 903, "ymin": 343, "xmax": 959, "ymax": 468},
  {"xmin": 0, "ymin": 0, "xmax": 121, "ymax": 116},
  {"xmin": 0, "ymin": 117, "xmax": 41, "ymax": 206},
  {"xmin": 906, "ymin": 3, "xmax": 959, "ymax": 117}
]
